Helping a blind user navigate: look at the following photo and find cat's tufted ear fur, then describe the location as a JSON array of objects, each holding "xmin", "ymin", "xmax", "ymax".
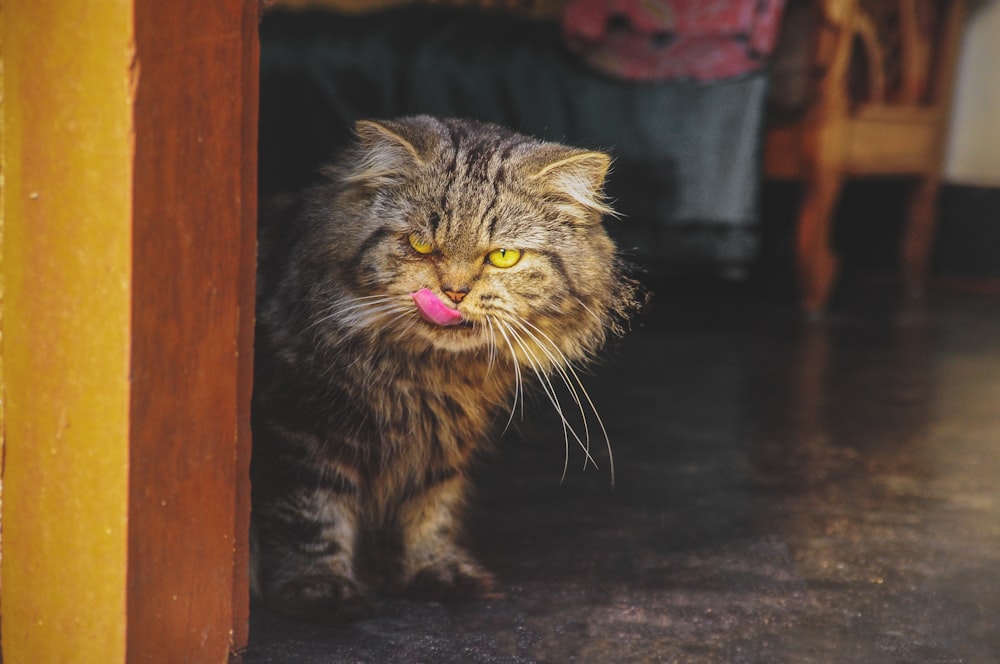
[
  {"xmin": 342, "ymin": 119, "xmax": 433, "ymax": 186},
  {"xmin": 527, "ymin": 146, "xmax": 617, "ymax": 221}
]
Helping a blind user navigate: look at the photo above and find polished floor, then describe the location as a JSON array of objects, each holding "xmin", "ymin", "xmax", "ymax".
[{"xmin": 244, "ymin": 277, "xmax": 1000, "ymax": 663}]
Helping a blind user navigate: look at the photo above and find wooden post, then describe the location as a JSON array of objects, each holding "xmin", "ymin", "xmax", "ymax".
[
  {"xmin": 1, "ymin": 1, "xmax": 257, "ymax": 661},
  {"xmin": 902, "ymin": 0, "xmax": 967, "ymax": 292},
  {"xmin": 795, "ymin": 0, "xmax": 857, "ymax": 313}
]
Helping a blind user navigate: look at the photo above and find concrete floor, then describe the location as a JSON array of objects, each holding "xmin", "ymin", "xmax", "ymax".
[{"xmin": 244, "ymin": 279, "xmax": 1000, "ymax": 663}]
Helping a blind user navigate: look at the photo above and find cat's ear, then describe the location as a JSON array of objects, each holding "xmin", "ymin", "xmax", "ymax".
[
  {"xmin": 528, "ymin": 148, "xmax": 617, "ymax": 221},
  {"xmin": 343, "ymin": 119, "xmax": 427, "ymax": 186}
]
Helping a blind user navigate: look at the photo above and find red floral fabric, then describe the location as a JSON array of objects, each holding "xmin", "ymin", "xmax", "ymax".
[{"xmin": 563, "ymin": 0, "xmax": 787, "ymax": 81}]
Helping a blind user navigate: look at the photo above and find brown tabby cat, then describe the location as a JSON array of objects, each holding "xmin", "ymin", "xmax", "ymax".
[{"xmin": 251, "ymin": 116, "xmax": 641, "ymax": 622}]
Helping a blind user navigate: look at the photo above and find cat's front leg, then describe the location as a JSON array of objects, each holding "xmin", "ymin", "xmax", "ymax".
[
  {"xmin": 251, "ymin": 482, "xmax": 374, "ymax": 622},
  {"xmin": 397, "ymin": 473, "xmax": 497, "ymax": 601}
]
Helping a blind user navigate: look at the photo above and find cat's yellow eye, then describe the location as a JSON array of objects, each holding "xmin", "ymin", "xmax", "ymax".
[
  {"xmin": 487, "ymin": 248, "xmax": 522, "ymax": 268},
  {"xmin": 408, "ymin": 233, "xmax": 434, "ymax": 255}
]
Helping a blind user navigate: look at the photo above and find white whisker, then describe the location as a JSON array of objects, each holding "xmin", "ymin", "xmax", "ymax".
[
  {"xmin": 483, "ymin": 316, "xmax": 499, "ymax": 376},
  {"xmin": 511, "ymin": 320, "xmax": 587, "ymax": 419},
  {"xmin": 575, "ymin": 298, "xmax": 604, "ymax": 327},
  {"xmin": 383, "ymin": 309, "xmax": 420, "ymax": 335},
  {"xmin": 516, "ymin": 317, "xmax": 615, "ymax": 487},
  {"xmin": 564, "ymin": 360, "xmax": 615, "ymax": 487},
  {"xmin": 492, "ymin": 317, "xmax": 524, "ymax": 434},
  {"xmin": 308, "ymin": 294, "xmax": 403, "ymax": 331},
  {"xmin": 498, "ymin": 320, "xmax": 569, "ymax": 446},
  {"xmin": 497, "ymin": 319, "xmax": 598, "ymax": 479}
]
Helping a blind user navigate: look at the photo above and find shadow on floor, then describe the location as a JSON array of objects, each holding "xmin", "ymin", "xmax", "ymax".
[{"xmin": 245, "ymin": 277, "xmax": 1000, "ymax": 663}]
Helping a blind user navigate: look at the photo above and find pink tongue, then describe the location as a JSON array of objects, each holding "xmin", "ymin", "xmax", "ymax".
[{"xmin": 411, "ymin": 288, "xmax": 464, "ymax": 326}]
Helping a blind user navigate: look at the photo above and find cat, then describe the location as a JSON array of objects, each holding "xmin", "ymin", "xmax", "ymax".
[{"xmin": 250, "ymin": 115, "xmax": 641, "ymax": 622}]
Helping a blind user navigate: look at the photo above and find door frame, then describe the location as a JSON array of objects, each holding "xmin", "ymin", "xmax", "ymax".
[{"xmin": 1, "ymin": 2, "xmax": 258, "ymax": 661}]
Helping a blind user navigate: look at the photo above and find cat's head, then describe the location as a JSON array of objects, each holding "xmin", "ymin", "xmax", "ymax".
[{"xmin": 300, "ymin": 116, "xmax": 640, "ymax": 368}]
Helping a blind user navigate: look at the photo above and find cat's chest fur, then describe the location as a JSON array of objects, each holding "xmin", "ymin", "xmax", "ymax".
[
  {"xmin": 341, "ymin": 350, "xmax": 506, "ymax": 466},
  {"xmin": 256, "ymin": 343, "xmax": 510, "ymax": 496}
]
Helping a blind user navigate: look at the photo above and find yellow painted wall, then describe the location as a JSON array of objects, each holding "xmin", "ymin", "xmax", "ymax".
[{"xmin": 1, "ymin": 1, "xmax": 134, "ymax": 661}]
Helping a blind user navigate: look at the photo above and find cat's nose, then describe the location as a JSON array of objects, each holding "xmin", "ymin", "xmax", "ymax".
[{"xmin": 442, "ymin": 286, "xmax": 469, "ymax": 303}]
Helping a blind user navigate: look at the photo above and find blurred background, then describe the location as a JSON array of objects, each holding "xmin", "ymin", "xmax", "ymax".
[{"xmin": 258, "ymin": 0, "xmax": 1000, "ymax": 313}]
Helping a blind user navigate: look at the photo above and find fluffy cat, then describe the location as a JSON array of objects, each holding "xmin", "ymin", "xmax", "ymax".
[{"xmin": 251, "ymin": 116, "xmax": 641, "ymax": 621}]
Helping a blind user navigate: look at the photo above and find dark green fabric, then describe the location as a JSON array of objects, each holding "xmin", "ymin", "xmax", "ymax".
[{"xmin": 259, "ymin": 7, "xmax": 769, "ymax": 267}]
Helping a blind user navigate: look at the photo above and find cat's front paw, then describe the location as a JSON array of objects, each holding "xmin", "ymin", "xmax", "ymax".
[
  {"xmin": 403, "ymin": 558, "xmax": 500, "ymax": 602},
  {"xmin": 265, "ymin": 574, "xmax": 375, "ymax": 623}
]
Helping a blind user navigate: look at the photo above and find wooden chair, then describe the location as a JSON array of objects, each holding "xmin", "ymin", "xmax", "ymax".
[{"xmin": 765, "ymin": 0, "xmax": 967, "ymax": 313}]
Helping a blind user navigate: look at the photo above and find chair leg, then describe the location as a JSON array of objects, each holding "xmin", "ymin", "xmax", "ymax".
[
  {"xmin": 902, "ymin": 175, "xmax": 941, "ymax": 296},
  {"xmin": 796, "ymin": 169, "xmax": 843, "ymax": 314}
]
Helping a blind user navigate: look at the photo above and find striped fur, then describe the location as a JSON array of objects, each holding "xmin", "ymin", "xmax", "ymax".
[{"xmin": 251, "ymin": 116, "xmax": 641, "ymax": 621}]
